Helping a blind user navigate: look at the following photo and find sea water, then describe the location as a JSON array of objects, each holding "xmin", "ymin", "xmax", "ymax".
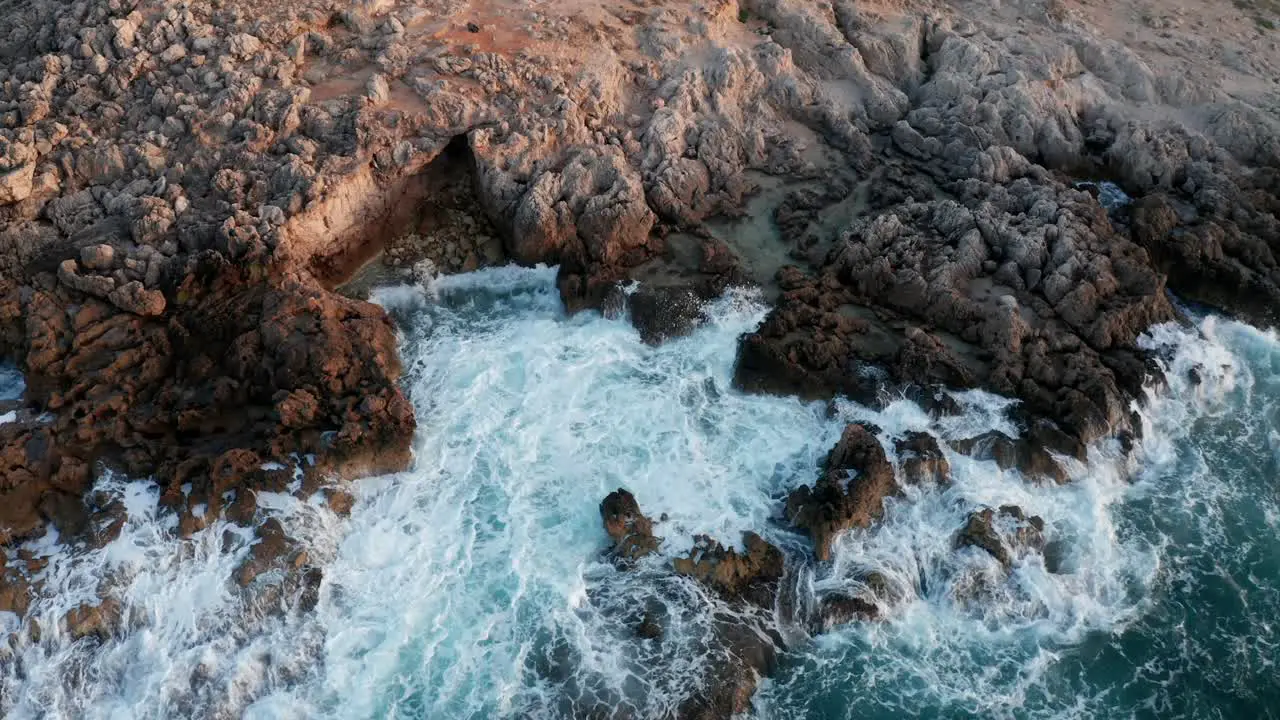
[{"xmin": 1, "ymin": 266, "xmax": 1276, "ymax": 719}]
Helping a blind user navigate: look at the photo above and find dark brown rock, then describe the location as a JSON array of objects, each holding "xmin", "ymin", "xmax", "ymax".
[
  {"xmin": 107, "ymin": 280, "xmax": 166, "ymax": 316},
  {"xmin": 599, "ymin": 488, "xmax": 659, "ymax": 562},
  {"xmin": 951, "ymin": 430, "xmax": 1069, "ymax": 484},
  {"xmin": 785, "ymin": 424, "xmax": 898, "ymax": 561},
  {"xmin": 235, "ymin": 517, "xmax": 292, "ymax": 587},
  {"xmin": 596, "ymin": 489, "xmax": 785, "ymax": 720},
  {"xmin": 812, "ymin": 571, "xmax": 899, "ymax": 631},
  {"xmin": 672, "ymin": 532, "xmax": 784, "ymax": 606},
  {"xmin": 955, "ymin": 505, "xmax": 1046, "ymax": 569},
  {"xmin": 895, "ymin": 431, "xmax": 950, "ymax": 486},
  {"xmin": 326, "ymin": 488, "xmax": 356, "ymax": 516},
  {"xmin": 622, "ymin": 284, "xmax": 706, "ymax": 345},
  {"xmin": 815, "ymin": 592, "xmax": 879, "ymax": 631},
  {"xmin": 298, "ymin": 566, "xmax": 324, "ymax": 613},
  {"xmin": 0, "ymin": 260, "xmax": 416, "ymax": 549},
  {"xmin": 676, "ymin": 613, "xmax": 784, "ymax": 720}
]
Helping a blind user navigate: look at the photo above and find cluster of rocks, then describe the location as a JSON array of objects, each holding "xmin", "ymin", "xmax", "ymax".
[
  {"xmin": 0, "ymin": 0, "xmax": 1276, "ymax": 714},
  {"xmin": 598, "ymin": 488, "xmax": 787, "ymax": 719},
  {"xmin": 595, "ymin": 418, "xmax": 1057, "ymax": 717}
]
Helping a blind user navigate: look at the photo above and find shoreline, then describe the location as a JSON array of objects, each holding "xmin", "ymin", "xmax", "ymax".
[{"xmin": 1, "ymin": 0, "xmax": 1279, "ymax": 714}]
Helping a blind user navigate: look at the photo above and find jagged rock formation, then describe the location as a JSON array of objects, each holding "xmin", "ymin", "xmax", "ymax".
[
  {"xmin": 785, "ymin": 423, "xmax": 898, "ymax": 561},
  {"xmin": 955, "ymin": 504, "xmax": 1048, "ymax": 570},
  {"xmin": 600, "ymin": 487, "xmax": 661, "ymax": 563},
  {"xmin": 0, "ymin": 0, "xmax": 1275, "ymax": 547},
  {"xmin": 0, "ymin": 0, "xmax": 1278, "ymax": 714}
]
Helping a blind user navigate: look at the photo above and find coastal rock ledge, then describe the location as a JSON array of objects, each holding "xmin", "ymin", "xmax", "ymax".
[{"xmin": 1, "ymin": 0, "xmax": 1278, "ymax": 714}]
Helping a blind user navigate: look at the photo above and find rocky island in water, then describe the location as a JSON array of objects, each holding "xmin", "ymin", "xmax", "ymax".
[{"xmin": 1, "ymin": 0, "xmax": 1279, "ymax": 717}]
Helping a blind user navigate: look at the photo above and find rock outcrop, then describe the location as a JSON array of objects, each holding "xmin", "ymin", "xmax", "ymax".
[
  {"xmin": 0, "ymin": 260, "xmax": 415, "ymax": 546},
  {"xmin": 0, "ymin": 0, "xmax": 1278, "ymax": 714},
  {"xmin": 955, "ymin": 505, "xmax": 1047, "ymax": 569},
  {"xmin": 600, "ymin": 487, "xmax": 660, "ymax": 563},
  {"xmin": 785, "ymin": 423, "xmax": 898, "ymax": 561}
]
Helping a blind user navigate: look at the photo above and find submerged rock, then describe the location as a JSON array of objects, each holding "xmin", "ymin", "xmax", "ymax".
[
  {"xmin": 235, "ymin": 517, "xmax": 293, "ymax": 587},
  {"xmin": 635, "ymin": 610, "xmax": 664, "ymax": 640},
  {"xmin": 597, "ymin": 489, "xmax": 785, "ymax": 720}
]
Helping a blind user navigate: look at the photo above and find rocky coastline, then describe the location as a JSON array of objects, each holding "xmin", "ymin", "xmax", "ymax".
[{"xmin": 1, "ymin": 0, "xmax": 1278, "ymax": 715}]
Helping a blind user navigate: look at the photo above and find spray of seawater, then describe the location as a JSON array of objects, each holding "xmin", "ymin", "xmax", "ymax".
[
  {"xmin": 757, "ymin": 313, "xmax": 1280, "ymax": 719},
  {"xmin": 1, "ymin": 267, "xmax": 1276, "ymax": 719}
]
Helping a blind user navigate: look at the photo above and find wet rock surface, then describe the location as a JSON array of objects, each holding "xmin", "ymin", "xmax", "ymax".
[
  {"xmin": 814, "ymin": 591, "xmax": 881, "ymax": 632},
  {"xmin": 599, "ymin": 489, "xmax": 787, "ymax": 720},
  {"xmin": 895, "ymin": 431, "xmax": 951, "ymax": 486},
  {"xmin": 785, "ymin": 423, "xmax": 898, "ymax": 561},
  {"xmin": 672, "ymin": 531, "xmax": 785, "ymax": 607},
  {"xmin": 600, "ymin": 488, "xmax": 660, "ymax": 563},
  {"xmin": 0, "ymin": 0, "xmax": 1277, "ymax": 714},
  {"xmin": 952, "ymin": 429, "xmax": 1071, "ymax": 484},
  {"xmin": 955, "ymin": 505, "xmax": 1048, "ymax": 569}
]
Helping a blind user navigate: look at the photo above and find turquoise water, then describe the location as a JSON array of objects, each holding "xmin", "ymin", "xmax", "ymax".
[
  {"xmin": 0, "ymin": 362, "xmax": 22, "ymax": 402},
  {"xmin": 757, "ymin": 318, "xmax": 1280, "ymax": 719},
  {"xmin": 1, "ymin": 268, "xmax": 1276, "ymax": 719}
]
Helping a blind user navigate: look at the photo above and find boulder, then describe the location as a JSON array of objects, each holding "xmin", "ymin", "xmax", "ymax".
[
  {"xmin": 0, "ymin": 140, "xmax": 36, "ymax": 205},
  {"xmin": 672, "ymin": 532, "xmax": 784, "ymax": 605},
  {"xmin": 107, "ymin": 280, "xmax": 166, "ymax": 316},
  {"xmin": 815, "ymin": 592, "xmax": 879, "ymax": 631},
  {"xmin": 599, "ymin": 488, "xmax": 659, "ymax": 562},
  {"xmin": 895, "ymin": 431, "xmax": 950, "ymax": 486},
  {"xmin": 79, "ymin": 244, "xmax": 116, "ymax": 271},
  {"xmin": 951, "ymin": 430, "xmax": 1068, "ymax": 484},
  {"xmin": 64, "ymin": 598, "xmax": 121, "ymax": 640},
  {"xmin": 0, "ymin": 163, "xmax": 35, "ymax": 205},
  {"xmin": 785, "ymin": 424, "xmax": 898, "ymax": 561},
  {"xmin": 615, "ymin": 283, "xmax": 706, "ymax": 345},
  {"xmin": 955, "ymin": 505, "xmax": 1046, "ymax": 569}
]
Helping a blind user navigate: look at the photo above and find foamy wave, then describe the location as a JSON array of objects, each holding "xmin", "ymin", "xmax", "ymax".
[{"xmin": 4, "ymin": 273, "xmax": 1278, "ymax": 719}]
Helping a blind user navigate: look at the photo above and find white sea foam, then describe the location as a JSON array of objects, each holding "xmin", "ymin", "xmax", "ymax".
[
  {"xmin": 0, "ymin": 362, "xmax": 23, "ymax": 402},
  {"xmin": 2, "ymin": 270, "xmax": 1276, "ymax": 719}
]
